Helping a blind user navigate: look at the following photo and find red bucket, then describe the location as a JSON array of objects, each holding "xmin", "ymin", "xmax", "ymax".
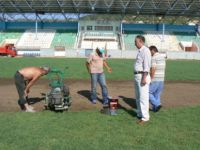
[{"xmin": 108, "ymin": 96, "xmax": 119, "ymax": 110}]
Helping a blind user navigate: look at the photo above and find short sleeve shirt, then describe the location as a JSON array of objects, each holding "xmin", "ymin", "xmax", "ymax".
[
  {"xmin": 151, "ymin": 53, "xmax": 166, "ymax": 82},
  {"xmin": 87, "ymin": 53, "xmax": 104, "ymax": 73}
]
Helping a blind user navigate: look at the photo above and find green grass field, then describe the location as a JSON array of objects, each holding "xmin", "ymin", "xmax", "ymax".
[
  {"xmin": 0, "ymin": 57, "xmax": 200, "ymax": 81},
  {"xmin": 0, "ymin": 107, "xmax": 200, "ymax": 150},
  {"xmin": 0, "ymin": 57, "xmax": 200, "ymax": 150}
]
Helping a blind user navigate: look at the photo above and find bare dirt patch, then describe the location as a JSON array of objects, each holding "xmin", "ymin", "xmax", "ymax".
[{"xmin": 0, "ymin": 79, "xmax": 200, "ymax": 112}]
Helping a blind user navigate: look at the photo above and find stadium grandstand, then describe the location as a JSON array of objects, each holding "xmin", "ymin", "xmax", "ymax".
[{"xmin": 0, "ymin": 0, "xmax": 200, "ymax": 59}]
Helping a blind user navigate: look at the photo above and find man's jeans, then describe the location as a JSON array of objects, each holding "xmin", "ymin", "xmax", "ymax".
[
  {"xmin": 91, "ymin": 73, "xmax": 108, "ymax": 105},
  {"xmin": 149, "ymin": 81, "xmax": 164, "ymax": 110}
]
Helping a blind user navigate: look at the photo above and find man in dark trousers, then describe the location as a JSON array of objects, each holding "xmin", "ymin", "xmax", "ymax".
[{"xmin": 14, "ymin": 66, "xmax": 50, "ymax": 112}]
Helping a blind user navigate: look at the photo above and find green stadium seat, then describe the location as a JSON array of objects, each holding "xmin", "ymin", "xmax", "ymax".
[
  {"xmin": 123, "ymin": 31, "xmax": 144, "ymax": 50},
  {"xmin": 0, "ymin": 30, "xmax": 24, "ymax": 45},
  {"xmin": 51, "ymin": 30, "xmax": 77, "ymax": 49}
]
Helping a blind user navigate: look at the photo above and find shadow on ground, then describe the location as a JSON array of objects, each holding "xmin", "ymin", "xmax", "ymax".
[
  {"xmin": 27, "ymin": 97, "xmax": 45, "ymax": 105},
  {"xmin": 77, "ymin": 90, "xmax": 103, "ymax": 103},
  {"xmin": 118, "ymin": 96, "xmax": 137, "ymax": 118}
]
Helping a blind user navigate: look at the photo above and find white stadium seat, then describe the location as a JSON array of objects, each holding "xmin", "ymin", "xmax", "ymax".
[
  {"xmin": 145, "ymin": 31, "xmax": 181, "ymax": 51},
  {"xmin": 16, "ymin": 29, "xmax": 55, "ymax": 49},
  {"xmin": 80, "ymin": 32, "xmax": 119, "ymax": 50}
]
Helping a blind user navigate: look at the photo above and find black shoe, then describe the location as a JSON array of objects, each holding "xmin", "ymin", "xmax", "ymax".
[
  {"xmin": 155, "ymin": 105, "xmax": 162, "ymax": 112},
  {"xmin": 19, "ymin": 104, "xmax": 25, "ymax": 110}
]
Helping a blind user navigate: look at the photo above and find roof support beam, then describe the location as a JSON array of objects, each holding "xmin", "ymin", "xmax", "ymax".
[
  {"xmin": 185, "ymin": 0, "xmax": 195, "ymax": 10},
  {"xmin": 24, "ymin": 0, "xmax": 34, "ymax": 11},
  {"xmin": 0, "ymin": 0, "xmax": 198, "ymax": 17},
  {"xmin": 40, "ymin": 0, "xmax": 47, "ymax": 7},
  {"xmin": 8, "ymin": 0, "xmax": 21, "ymax": 13},
  {"xmin": 9, "ymin": 0, "xmax": 31, "ymax": 21},
  {"xmin": 104, "ymin": 0, "xmax": 114, "ymax": 8},
  {"xmin": 172, "ymin": 0, "xmax": 196, "ymax": 22},
  {"xmin": 120, "ymin": 0, "xmax": 131, "ymax": 11},
  {"xmin": 165, "ymin": 0, "xmax": 180, "ymax": 15},
  {"xmin": 89, "ymin": 0, "xmax": 98, "ymax": 7},
  {"xmin": 150, "ymin": 0, "xmax": 157, "ymax": 9},
  {"xmin": 72, "ymin": 0, "xmax": 83, "ymax": 13},
  {"xmin": 36, "ymin": 14, "xmax": 43, "ymax": 22},
  {"xmin": 134, "ymin": 0, "xmax": 148, "ymax": 16},
  {"xmin": 49, "ymin": 13, "xmax": 56, "ymax": 22},
  {"xmin": 104, "ymin": 0, "xmax": 114, "ymax": 12},
  {"xmin": 135, "ymin": 0, "xmax": 147, "ymax": 9},
  {"xmin": 154, "ymin": 0, "xmax": 164, "ymax": 8},
  {"xmin": 0, "ymin": 2, "xmax": 5, "ymax": 13},
  {"xmin": 56, "ymin": 0, "xmax": 69, "ymax": 21},
  {"xmin": 5, "ymin": 13, "xmax": 16, "ymax": 21},
  {"xmin": 72, "ymin": 0, "xmax": 82, "ymax": 8}
]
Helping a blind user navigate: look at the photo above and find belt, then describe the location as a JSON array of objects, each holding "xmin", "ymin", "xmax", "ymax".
[{"xmin": 134, "ymin": 71, "xmax": 148, "ymax": 74}]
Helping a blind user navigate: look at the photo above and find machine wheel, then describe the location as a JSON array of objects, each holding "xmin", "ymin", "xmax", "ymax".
[
  {"xmin": 57, "ymin": 110, "xmax": 64, "ymax": 113},
  {"xmin": 45, "ymin": 91, "xmax": 50, "ymax": 105},
  {"xmin": 44, "ymin": 105, "xmax": 49, "ymax": 110},
  {"xmin": 63, "ymin": 85, "xmax": 70, "ymax": 96}
]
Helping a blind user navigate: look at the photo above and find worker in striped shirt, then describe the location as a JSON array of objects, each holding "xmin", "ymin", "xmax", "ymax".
[{"xmin": 149, "ymin": 46, "xmax": 166, "ymax": 112}]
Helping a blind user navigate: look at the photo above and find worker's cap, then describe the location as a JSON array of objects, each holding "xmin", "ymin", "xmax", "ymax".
[
  {"xmin": 97, "ymin": 47, "xmax": 105, "ymax": 54},
  {"xmin": 40, "ymin": 66, "xmax": 51, "ymax": 73}
]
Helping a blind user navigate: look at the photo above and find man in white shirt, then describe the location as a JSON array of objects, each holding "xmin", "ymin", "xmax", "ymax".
[
  {"xmin": 134, "ymin": 35, "xmax": 151, "ymax": 125},
  {"xmin": 149, "ymin": 46, "xmax": 166, "ymax": 112}
]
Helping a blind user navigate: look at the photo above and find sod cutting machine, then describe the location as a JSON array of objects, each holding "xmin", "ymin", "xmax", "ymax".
[{"xmin": 44, "ymin": 68, "xmax": 71, "ymax": 111}]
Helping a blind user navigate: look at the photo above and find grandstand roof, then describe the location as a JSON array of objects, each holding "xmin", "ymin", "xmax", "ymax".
[
  {"xmin": 0, "ymin": 0, "xmax": 200, "ymax": 17},
  {"xmin": 0, "ymin": 0, "xmax": 200, "ymax": 23}
]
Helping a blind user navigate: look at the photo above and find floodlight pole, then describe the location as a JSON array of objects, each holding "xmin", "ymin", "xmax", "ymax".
[
  {"xmin": 35, "ymin": 11, "xmax": 45, "ymax": 40},
  {"xmin": 120, "ymin": 21, "xmax": 124, "ymax": 51},
  {"xmin": 162, "ymin": 23, "xmax": 165, "ymax": 42},
  {"xmin": 78, "ymin": 20, "xmax": 80, "ymax": 33},
  {"xmin": 35, "ymin": 13, "xmax": 38, "ymax": 40},
  {"xmin": 120, "ymin": 21, "xmax": 123, "ymax": 35}
]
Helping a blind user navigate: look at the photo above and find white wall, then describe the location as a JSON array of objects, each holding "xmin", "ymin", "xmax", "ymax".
[
  {"xmin": 79, "ymin": 20, "xmax": 120, "ymax": 33},
  {"xmin": 17, "ymin": 49, "xmax": 200, "ymax": 60},
  {"xmin": 76, "ymin": 50, "xmax": 200, "ymax": 60}
]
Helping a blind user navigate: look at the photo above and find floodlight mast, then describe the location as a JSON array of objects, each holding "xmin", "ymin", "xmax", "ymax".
[
  {"xmin": 162, "ymin": 23, "xmax": 165, "ymax": 42},
  {"xmin": 35, "ymin": 11, "xmax": 45, "ymax": 40}
]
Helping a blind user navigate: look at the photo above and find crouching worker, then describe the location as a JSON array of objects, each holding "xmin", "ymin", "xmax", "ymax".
[
  {"xmin": 14, "ymin": 66, "xmax": 51, "ymax": 112},
  {"xmin": 86, "ymin": 48, "xmax": 112, "ymax": 106}
]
